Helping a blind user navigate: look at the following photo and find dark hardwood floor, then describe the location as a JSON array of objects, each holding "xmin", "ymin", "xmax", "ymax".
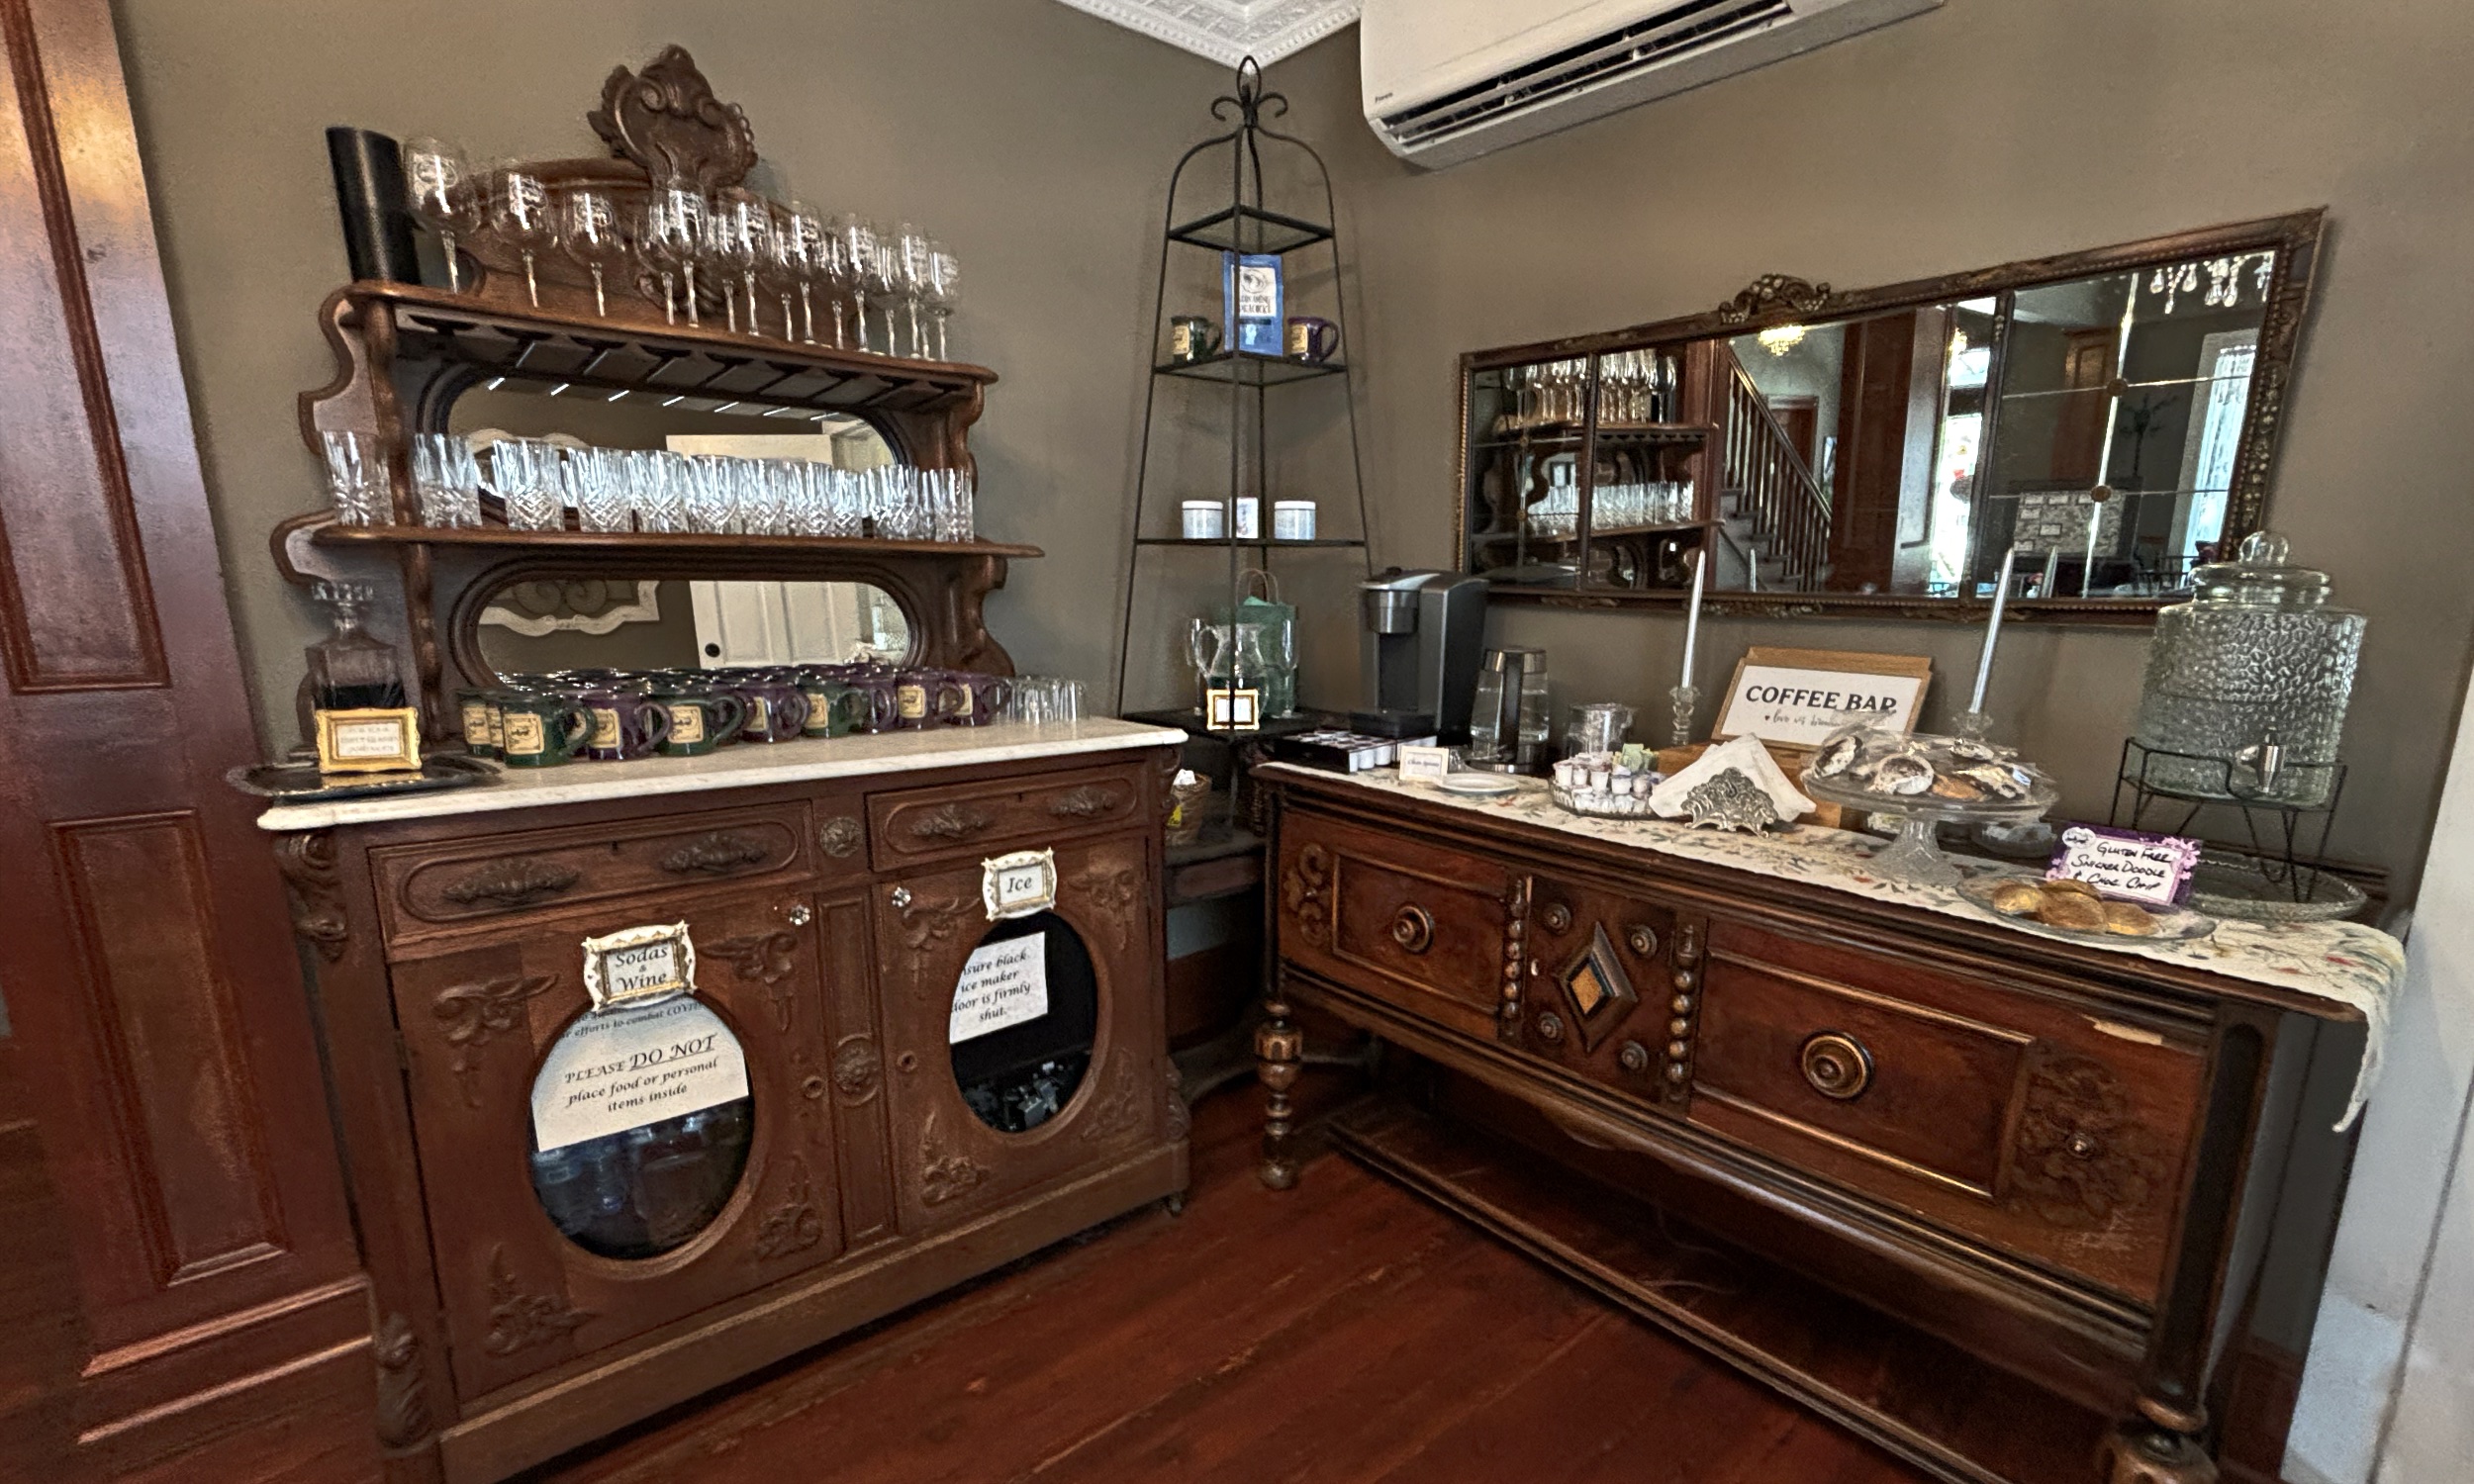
[{"xmin": 531, "ymin": 1073, "xmax": 1930, "ymax": 1484}]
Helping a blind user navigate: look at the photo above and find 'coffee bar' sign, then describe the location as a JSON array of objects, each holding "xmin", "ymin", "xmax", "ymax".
[{"xmin": 1714, "ymin": 647, "xmax": 1934, "ymax": 749}]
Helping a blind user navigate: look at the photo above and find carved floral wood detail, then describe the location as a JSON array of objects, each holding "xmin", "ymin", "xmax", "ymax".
[
  {"xmin": 1283, "ymin": 843, "xmax": 1331, "ymax": 948},
  {"xmin": 1715, "ymin": 273, "xmax": 1841, "ymax": 325},
  {"xmin": 440, "ymin": 856, "xmax": 580, "ymax": 909},
  {"xmin": 658, "ymin": 831, "xmax": 774, "ymax": 876},
  {"xmin": 907, "ymin": 803, "xmax": 996, "ymax": 843},
  {"xmin": 1164, "ymin": 1064, "xmax": 1191, "ymax": 1142},
  {"xmin": 817, "ymin": 815, "xmax": 865, "ymax": 860},
  {"xmin": 372, "ymin": 1311, "xmax": 432, "ymax": 1450},
  {"xmin": 1077, "ymin": 1061, "xmax": 1147, "ymax": 1145},
  {"xmin": 2003, "ymin": 1053, "xmax": 2169, "ymax": 1229},
  {"xmin": 710, "ymin": 928, "xmax": 802, "ymax": 1031},
  {"xmin": 433, "ymin": 974, "xmax": 554, "ymax": 1108},
  {"xmin": 273, "ymin": 829, "xmax": 349, "ymax": 961},
  {"xmin": 1047, "ymin": 785, "xmax": 1124, "ymax": 821},
  {"xmin": 753, "ymin": 1155, "xmax": 825, "ymax": 1260},
  {"xmin": 1067, "ymin": 858, "xmax": 1144, "ymax": 953},
  {"xmin": 586, "ymin": 46, "xmax": 756, "ymax": 193},
  {"xmin": 481, "ymin": 1247, "xmax": 593, "ymax": 1356},
  {"xmin": 919, "ymin": 1110, "xmax": 989, "ymax": 1207},
  {"xmin": 899, "ymin": 895, "xmax": 970, "ymax": 992},
  {"xmin": 831, "ymin": 1037, "xmax": 882, "ymax": 1101}
]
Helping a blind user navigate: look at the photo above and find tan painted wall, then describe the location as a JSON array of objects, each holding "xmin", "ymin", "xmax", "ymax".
[
  {"xmin": 1266, "ymin": 0, "xmax": 2474, "ymax": 889},
  {"xmin": 110, "ymin": 0, "xmax": 1225, "ymax": 748}
]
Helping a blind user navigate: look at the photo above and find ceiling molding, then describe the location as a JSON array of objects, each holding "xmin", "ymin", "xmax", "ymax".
[{"xmin": 1053, "ymin": 0, "xmax": 1361, "ymax": 69}]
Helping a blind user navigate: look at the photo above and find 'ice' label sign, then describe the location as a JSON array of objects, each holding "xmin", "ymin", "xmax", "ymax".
[{"xmin": 949, "ymin": 934, "xmax": 1049, "ymax": 1044}]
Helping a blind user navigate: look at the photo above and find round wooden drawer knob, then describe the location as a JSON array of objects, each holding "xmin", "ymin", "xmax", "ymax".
[
  {"xmin": 1618, "ymin": 1041, "xmax": 1651, "ymax": 1072},
  {"xmin": 1536, "ymin": 1012, "xmax": 1566, "ymax": 1044},
  {"xmin": 1799, "ymin": 1031, "xmax": 1873, "ymax": 1100},
  {"xmin": 1390, "ymin": 904, "xmax": 1436, "ymax": 954}
]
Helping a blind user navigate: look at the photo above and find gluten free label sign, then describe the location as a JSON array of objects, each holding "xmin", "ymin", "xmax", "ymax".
[{"xmin": 530, "ymin": 997, "xmax": 749, "ymax": 1152}]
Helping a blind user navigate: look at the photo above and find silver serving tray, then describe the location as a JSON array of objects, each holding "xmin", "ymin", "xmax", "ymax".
[{"xmin": 226, "ymin": 752, "xmax": 501, "ymax": 803}]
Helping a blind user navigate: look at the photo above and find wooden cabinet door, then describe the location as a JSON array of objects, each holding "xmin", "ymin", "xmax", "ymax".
[
  {"xmin": 873, "ymin": 832, "xmax": 1169, "ymax": 1235},
  {"xmin": 390, "ymin": 888, "xmax": 838, "ymax": 1403},
  {"xmin": 0, "ymin": 0, "xmax": 366, "ymax": 1474}
]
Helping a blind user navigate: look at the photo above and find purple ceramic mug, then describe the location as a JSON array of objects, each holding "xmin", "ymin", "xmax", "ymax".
[
  {"xmin": 578, "ymin": 689, "xmax": 671, "ymax": 762},
  {"xmin": 939, "ymin": 670, "xmax": 1014, "ymax": 727},
  {"xmin": 893, "ymin": 668, "xmax": 962, "ymax": 731},
  {"xmin": 727, "ymin": 676, "xmax": 811, "ymax": 743}
]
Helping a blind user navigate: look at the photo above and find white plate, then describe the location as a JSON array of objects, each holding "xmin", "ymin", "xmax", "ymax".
[{"xmin": 1434, "ymin": 772, "xmax": 1523, "ymax": 797}]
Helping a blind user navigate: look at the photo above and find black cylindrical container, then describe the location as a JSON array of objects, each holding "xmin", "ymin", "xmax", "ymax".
[{"xmin": 324, "ymin": 126, "xmax": 422, "ymax": 284}]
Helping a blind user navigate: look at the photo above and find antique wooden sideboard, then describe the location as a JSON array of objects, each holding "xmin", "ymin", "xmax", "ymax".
[
  {"xmin": 1257, "ymin": 764, "xmax": 2389, "ymax": 1484},
  {"xmin": 261, "ymin": 722, "xmax": 1187, "ymax": 1483}
]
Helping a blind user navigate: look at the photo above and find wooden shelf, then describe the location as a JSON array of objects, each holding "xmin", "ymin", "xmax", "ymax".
[
  {"xmin": 309, "ymin": 523, "xmax": 1042, "ymax": 560},
  {"xmin": 1328, "ymin": 1096, "xmax": 2108, "ymax": 1484},
  {"xmin": 338, "ymin": 280, "xmax": 994, "ymax": 419}
]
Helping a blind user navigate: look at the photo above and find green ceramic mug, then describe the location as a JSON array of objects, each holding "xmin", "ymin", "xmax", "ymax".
[
  {"xmin": 496, "ymin": 693, "xmax": 592, "ymax": 768},
  {"xmin": 652, "ymin": 688, "xmax": 747, "ymax": 756}
]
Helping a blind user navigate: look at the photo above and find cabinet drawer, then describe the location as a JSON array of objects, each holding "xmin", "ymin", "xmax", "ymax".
[
  {"xmin": 1688, "ymin": 919, "xmax": 2205, "ymax": 1303},
  {"xmin": 1277, "ymin": 813, "xmax": 1510, "ymax": 1040},
  {"xmin": 868, "ymin": 763, "xmax": 1146, "ymax": 869},
  {"xmin": 375, "ymin": 803, "xmax": 809, "ymax": 943}
]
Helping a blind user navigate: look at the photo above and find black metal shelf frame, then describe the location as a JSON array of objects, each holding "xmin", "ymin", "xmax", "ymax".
[{"xmin": 1112, "ymin": 57, "xmax": 1375, "ymax": 716}]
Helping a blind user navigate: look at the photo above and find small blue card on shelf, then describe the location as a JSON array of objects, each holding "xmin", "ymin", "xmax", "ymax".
[
  {"xmin": 1223, "ymin": 251, "xmax": 1284, "ymax": 357},
  {"xmin": 2046, "ymin": 823, "xmax": 2203, "ymax": 906}
]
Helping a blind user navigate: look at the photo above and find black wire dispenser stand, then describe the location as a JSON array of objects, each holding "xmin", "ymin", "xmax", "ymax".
[
  {"xmin": 2110, "ymin": 738, "xmax": 2351, "ymax": 907},
  {"xmin": 1110, "ymin": 56, "xmax": 1374, "ymax": 738}
]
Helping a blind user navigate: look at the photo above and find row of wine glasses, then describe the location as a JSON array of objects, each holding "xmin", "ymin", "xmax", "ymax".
[
  {"xmin": 324, "ymin": 430, "xmax": 976, "ymax": 541},
  {"xmin": 400, "ymin": 139, "xmax": 962, "ymax": 359}
]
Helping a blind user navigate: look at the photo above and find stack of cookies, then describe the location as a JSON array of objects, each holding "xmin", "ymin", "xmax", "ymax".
[{"xmin": 1985, "ymin": 877, "xmax": 2163, "ymax": 937}]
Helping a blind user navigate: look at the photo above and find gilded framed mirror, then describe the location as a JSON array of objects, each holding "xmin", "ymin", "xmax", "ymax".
[{"xmin": 1455, "ymin": 211, "xmax": 2324, "ymax": 622}]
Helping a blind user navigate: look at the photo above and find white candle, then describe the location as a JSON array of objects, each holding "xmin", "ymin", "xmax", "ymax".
[
  {"xmin": 1679, "ymin": 547, "xmax": 1707, "ymax": 685},
  {"xmin": 1969, "ymin": 546, "xmax": 2019, "ymax": 714}
]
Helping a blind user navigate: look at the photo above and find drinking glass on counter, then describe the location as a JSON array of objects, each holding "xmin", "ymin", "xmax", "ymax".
[
  {"xmin": 409, "ymin": 433, "xmax": 483, "ymax": 527},
  {"xmin": 1008, "ymin": 677, "xmax": 1084, "ymax": 726},
  {"xmin": 321, "ymin": 430, "xmax": 386, "ymax": 526},
  {"xmin": 622, "ymin": 449, "xmax": 689, "ymax": 533},
  {"xmin": 402, "ymin": 138, "xmax": 478, "ymax": 294},
  {"xmin": 566, "ymin": 446, "xmax": 632, "ymax": 532}
]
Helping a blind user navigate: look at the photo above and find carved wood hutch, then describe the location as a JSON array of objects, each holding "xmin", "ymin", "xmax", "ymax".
[{"xmin": 262, "ymin": 49, "xmax": 1191, "ymax": 1482}]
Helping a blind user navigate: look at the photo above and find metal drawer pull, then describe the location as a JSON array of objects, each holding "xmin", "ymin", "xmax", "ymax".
[
  {"xmin": 909, "ymin": 803, "xmax": 996, "ymax": 841},
  {"xmin": 659, "ymin": 831, "xmax": 771, "ymax": 875},
  {"xmin": 1800, "ymin": 1031, "xmax": 1873, "ymax": 1101},
  {"xmin": 1047, "ymin": 786, "xmax": 1121, "ymax": 819},
  {"xmin": 440, "ymin": 857, "xmax": 580, "ymax": 907},
  {"xmin": 1389, "ymin": 904, "xmax": 1435, "ymax": 954}
]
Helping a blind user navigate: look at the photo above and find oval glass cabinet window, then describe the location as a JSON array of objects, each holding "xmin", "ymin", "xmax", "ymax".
[
  {"xmin": 525, "ymin": 998, "xmax": 755, "ymax": 1260},
  {"xmin": 948, "ymin": 911, "xmax": 1099, "ymax": 1135}
]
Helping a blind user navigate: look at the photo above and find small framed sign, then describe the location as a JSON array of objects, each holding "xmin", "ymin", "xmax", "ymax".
[
  {"xmin": 1205, "ymin": 686, "xmax": 1261, "ymax": 732},
  {"xmin": 982, "ymin": 848, "xmax": 1058, "ymax": 921},
  {"xmin": 2047, "ymin": 824, "xmax": 2203, "ymax": 907},
  {"xmin": 315, "ymin": 706, "xmax": 423, "ymax": 775},
  {"xmin": 1713, "ymin": 647, "xmax": 1933, "ymax": 749},
  {"xmin": 1396, "ymin": 744, "xmax": 1454, "ymax": 785},
  {"xmin": 581, "ymin": 922, "xmax": 698, "ymax": 1012}
]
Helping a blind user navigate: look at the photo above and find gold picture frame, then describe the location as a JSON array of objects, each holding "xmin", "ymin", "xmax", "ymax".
[{"xmin": 314, "ymin": 706, "xmax": 424, "ymax": 775}]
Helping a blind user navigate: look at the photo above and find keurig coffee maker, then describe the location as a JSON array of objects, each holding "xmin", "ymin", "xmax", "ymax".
[{"xmin": 1358, "ymin": 570, "xmax": 1487, "ymax": 741}]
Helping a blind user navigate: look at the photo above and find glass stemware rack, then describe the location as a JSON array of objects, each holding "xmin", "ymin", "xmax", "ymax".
[{"xmin": 287, "ymin": 48, "xmax": 1029, "ymax": 739}]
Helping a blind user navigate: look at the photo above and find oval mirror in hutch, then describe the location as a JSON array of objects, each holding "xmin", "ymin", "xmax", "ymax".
[
  {"xmin": 1458, "ymin": 211, "xmax": 2324, "ymax": 623},
  {"xmin": 284, "ymin": 45, "xmax": 1026, "ymax": 736}
]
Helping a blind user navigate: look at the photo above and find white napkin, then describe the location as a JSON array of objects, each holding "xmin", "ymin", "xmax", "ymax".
[{"xmin": 1650, "ymin": 735, "xmax": 1816, "ymax": 821}]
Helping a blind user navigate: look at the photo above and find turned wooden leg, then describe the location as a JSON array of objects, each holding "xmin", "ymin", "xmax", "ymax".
[
  {"xmin": 2097, "ymin": 1406, "xmax": 2217, "ymax": 1484},
  {"xmin": 1255, "ymin": 992, "xmax": 1303, "ymax": 1189}
]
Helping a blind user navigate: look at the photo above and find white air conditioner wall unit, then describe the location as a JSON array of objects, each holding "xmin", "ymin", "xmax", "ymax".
[{"xmin": 1362, "ymin": 0, "xmax": 1944, "ymax": 169}]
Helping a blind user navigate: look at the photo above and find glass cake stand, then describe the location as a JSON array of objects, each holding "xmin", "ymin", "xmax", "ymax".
[{"xmin": 1802, "ymin": 739, "xmax": 2061, "ymax": 887}]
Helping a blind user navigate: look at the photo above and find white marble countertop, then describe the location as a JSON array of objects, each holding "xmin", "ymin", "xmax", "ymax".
[{"xmin": 255, "ymin": 719, "xmax": 1188, "ymax": 832}]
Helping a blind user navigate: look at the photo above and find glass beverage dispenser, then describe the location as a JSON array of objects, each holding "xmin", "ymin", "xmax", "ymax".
[{"xmin": 2132, "ymin": 532, "xmax": 2362, "ymax": 807}]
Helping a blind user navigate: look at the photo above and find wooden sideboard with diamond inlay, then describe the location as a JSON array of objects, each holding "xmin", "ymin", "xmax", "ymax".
[{"xmin": 1257, "ymin": 765, "xmax": 2370, "ymax": 1484}]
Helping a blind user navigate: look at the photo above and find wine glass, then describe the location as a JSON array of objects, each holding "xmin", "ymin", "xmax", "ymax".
[
  {"xmin": 643, "ymin": 186, "xmax": 708, "ymax": 327},
  {"xmin": 919, "ymin": 240, "xmax": 959, "ymax": 361},
  {"xmin": 402, "ymin": 138, "xmax": 478, "ymax": 292},
  {"xmin": 489, "ymin": 164, "xmax": 558, "ymax": 309},
  {"xmin": 894, "ymin": 223, "xmax": 931, "ymax": 358},
  {"xmin": 862, "ymin": 222, "xmax": 905, "ymax": 356},
  {"xmin": 832, "ymin": 215, "xmax": 877, "ymax": 351},
  {"xmin": 779, "ymin": 205, "xmax": 828, "ymax": 344},
  {"xmin": 1187, "ymin": 618, "xmax": 1228, "ymax": 725},
  {"xmin": 560, "ymin": 188, "xmax": 623, "ymax": 318},
  {"xmin": 710, "ymin": 190, "xmax": 770, "ymax": 336},
  {"xmin": 760, "ymin": 205, "xmax": 808, "ymax": 343}
]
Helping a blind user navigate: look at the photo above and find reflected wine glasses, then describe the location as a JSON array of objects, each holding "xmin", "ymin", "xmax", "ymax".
[
  {"xmin": 402, "ymin": 138, "xmax": 479, "ymax": 293},
  {"xmin": 489, "ymin": 163, "xmax": 558, "ymax": 309},
  {"xmin": 561, "ymin": 188, "xmax": 624, "ymax": 318}
]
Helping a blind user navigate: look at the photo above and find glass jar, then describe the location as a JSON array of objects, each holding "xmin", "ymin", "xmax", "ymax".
[{"xmin": 2132, "ymin": 532, "xmax": 2362, "ymax": 806}]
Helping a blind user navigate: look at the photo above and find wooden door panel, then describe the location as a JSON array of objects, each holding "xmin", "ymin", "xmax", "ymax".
[
  {"xmin": 875, "ymin": 834, "xmax": 1168, "ymax": 1236},
  {"xmin": 391, "ymin": 888, "xmax": 837, "ymax": 1403},
  {"xmin": 0, "ymin": 0, "xmax": 369, "ymax": 1474}
]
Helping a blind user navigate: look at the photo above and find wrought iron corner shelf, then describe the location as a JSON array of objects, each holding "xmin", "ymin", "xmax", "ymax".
[
  {"xmin": 1165, "ymin": 203, "xmax": 1335, "ymax": 256},
  {"xmin": 1152, "ymin": 351, "xmax": 1349, "ymax": 387},
  {"xmin": 1132, "ymin": 536, "xmax": 1367, "ymax": 550}
]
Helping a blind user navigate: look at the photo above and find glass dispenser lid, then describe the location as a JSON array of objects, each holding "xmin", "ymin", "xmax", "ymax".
[{"xmin": 2187, "ymin": 531, "xmax": 2344, "ymax": 611}]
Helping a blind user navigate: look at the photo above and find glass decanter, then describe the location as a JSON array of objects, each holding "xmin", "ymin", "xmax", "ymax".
[{"xmin": 305, "ymin": 581, "xmax": 408, "ymax": 712}]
